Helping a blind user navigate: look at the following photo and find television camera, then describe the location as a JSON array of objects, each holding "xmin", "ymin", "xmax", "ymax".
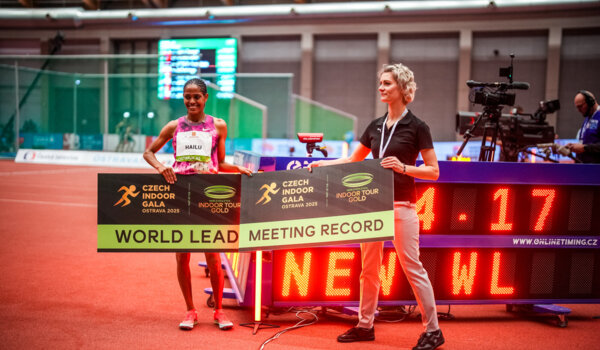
[
  {"xmin": 297, "ymin": 133, "xmax": 328, "ymax": 157},
  {"xmin": 456, "ymin": 54, "xmax": 561, "ymax": 162}
]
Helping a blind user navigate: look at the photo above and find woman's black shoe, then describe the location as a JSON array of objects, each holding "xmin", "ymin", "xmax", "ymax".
[
  {"xmin": 413, "ymin": 329, "xmax": 445, "ymax": 350},
  {"xmin": 337, "ymin": 326, "xmax": 375, "ymax": 342}
]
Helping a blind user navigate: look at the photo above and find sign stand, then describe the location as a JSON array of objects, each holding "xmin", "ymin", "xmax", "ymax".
[{"xmin": 240, "ymin": 250, "xmax": 279, "ymax": 335}]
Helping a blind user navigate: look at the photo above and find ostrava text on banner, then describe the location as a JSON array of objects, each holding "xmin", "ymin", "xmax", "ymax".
[
  {"xmin": 239, "ymin": 159, "xmax": 395, "ymax": 251},
  {"xmin": 97, "ymin": 174, "xmax": 241, "ymax": 252}
]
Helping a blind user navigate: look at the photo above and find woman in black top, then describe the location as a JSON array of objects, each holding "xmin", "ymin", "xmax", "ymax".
[{"xmin": 309, "ymin": 63, "xmax": 444, "ymax": 350}]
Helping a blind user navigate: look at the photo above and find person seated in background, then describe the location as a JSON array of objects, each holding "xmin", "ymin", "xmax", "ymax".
[
  {"xmin": 115, "ymin": 119, "xmax": 135, "ymax": 152},
  {"xmin": 566, "ymin": 90, "xmax": 600, "ymax": 163}
]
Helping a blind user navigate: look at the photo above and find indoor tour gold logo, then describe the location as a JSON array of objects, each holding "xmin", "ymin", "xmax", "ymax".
[
  {"xmin": 256, "ymin": 182, "xmax": 280, "ymax": 205},
  {"xmin": 114, "ymin": 185, "xmax": 140, "ymax": 207},
  {"xmin": 204, "ymin": 185, "xmax": 236, "ymax": 199},
  {"xmin": 341, "ymin": 173, "xmax": 374, "ymax": 188},
  {"xmin": 200, "ymin": 185, "xmax": 240, "ymax": 214},
  {"xmin": 338, "ymin": 172, "xmax": 378, "ymax": 203}
]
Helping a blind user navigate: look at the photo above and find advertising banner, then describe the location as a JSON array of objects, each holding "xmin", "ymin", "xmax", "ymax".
[
  {"xmin": 239, "ymin": 159, "xmax": 395, "ymax": 251},
  {"xmin": 97, "ymin": 174, "xmax": 241, "ymax": 252},
  {"xmin": 17, "ymin": 149, "xmax": 173, "ymax": 168}
]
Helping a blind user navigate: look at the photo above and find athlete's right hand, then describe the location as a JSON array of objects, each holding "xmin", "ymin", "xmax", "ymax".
[{"xmin": 159, "ymin": 166, "xmax": 177, "ymax": 184}]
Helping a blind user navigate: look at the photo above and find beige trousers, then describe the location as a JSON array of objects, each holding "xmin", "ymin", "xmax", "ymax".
[{"xmin": 357, "ymin": 202, "xmax": 439, "ymax": 332}]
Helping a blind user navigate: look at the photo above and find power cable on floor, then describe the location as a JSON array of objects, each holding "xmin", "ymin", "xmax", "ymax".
[
  {"xmin": 375, "ymin": 305, "xmax": 416, "ymax": 323},
  {"xmin": 438, "ymin": 305, "xmax": 455, "ymax": 320},
  {"xmin": 258, "ymin": 309, "xmax": 319, "ymax": 350}
]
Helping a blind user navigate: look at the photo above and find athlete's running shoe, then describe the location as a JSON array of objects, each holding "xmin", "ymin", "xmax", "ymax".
[
  {"xmin": 179, "ymin": 310, "xmax": 198, "ymax": 330},
  {"xmin": 213, "ymin": 309, "xmax": 234, "ymax": 330}
]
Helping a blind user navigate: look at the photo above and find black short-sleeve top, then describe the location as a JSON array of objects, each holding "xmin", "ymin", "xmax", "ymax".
[{"xmin": 359, "ymin": 110, "xmax": 434, "ymax": 203}]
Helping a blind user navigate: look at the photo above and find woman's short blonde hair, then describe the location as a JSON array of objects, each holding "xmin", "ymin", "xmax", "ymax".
[{"xmin": 379, "ymin": 63, "xmax": 417, "ymax": 104}]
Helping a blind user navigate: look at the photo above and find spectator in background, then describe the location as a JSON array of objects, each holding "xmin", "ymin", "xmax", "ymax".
[
  {"xmin": 567, "ymin": 90, "xmax": 600, "ymax": 163},
  {"xmin": 116, "ymin": 119, "xmax": 135, "ymax": 152}
]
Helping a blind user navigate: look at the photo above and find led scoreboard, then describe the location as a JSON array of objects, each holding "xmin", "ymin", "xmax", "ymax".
[
  {"xmin": 227, "ymin": 155, "xmax": 600, "ymax": 307},
  {"xmin": 158, "ymin": 37, "xmax": 237, "ymax": 99},
  {"xmin": 410, "ymin": 183, "xmax": 599, "ymax": 237}
]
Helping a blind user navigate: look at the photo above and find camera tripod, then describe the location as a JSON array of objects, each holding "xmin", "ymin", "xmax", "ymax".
[{"xmin": 457, "ymin": 105, "xmax": 507, "ymax": 162}]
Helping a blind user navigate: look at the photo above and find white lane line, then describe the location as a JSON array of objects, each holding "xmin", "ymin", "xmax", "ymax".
[
  {"xmin": 0, "ymin": 168, "xmax": 101, "ymax": 176},
  {"xmin": 0, "ymin": 198, "xmax": 95, "ymax": 208},
  {"xmin": 0, "ymin": 184, "xmax": 97, "ymax": 193}
]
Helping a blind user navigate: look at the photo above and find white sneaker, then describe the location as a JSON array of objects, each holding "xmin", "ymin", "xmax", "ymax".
[
  {"xmin": 213, "ymin": 309, "xmax": 233, "ymax": 330},
  {"xmin": 179, "ymin": 310, "xmax": 198, "ymax": 330}
]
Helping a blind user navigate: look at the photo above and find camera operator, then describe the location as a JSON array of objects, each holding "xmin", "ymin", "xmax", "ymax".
[{"xmin": 566, "ymin": 90, "xmax": 600, "ymax": 163}]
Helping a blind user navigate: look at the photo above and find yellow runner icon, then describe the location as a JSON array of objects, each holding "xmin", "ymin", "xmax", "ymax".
[
  {"xmin": 114, "ymin": 185, "xmax": 140, "ymax": 207},
  {"xmin": 256, "ymin": 182, "xmax": 280, "ymax": 205}
]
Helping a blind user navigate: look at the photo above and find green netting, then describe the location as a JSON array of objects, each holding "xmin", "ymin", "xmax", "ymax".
[
  {"xmin": 108, "ymin": 74, "xmax": 164, "ymax": 137},
  {"xmin": 0, "ymin": 65, "xmax": 18, "ymax": 150},
  {"xmin": 0, "ymin": 56, "xmax": 158, "ymax": 75},
  {"xmin": 237, "ymin": 76, "xmax": 291, "ymax": 139},
  {"xmin": 230, "ymin": 100, "xmax": 265, "ymax": 140},
  {"xmin": 0, "ymin": 61, "xmax": 268, "ymax": 152},
  {"xmin": 294, "ymin": 96, "xmax": 356, "ymax": 141},
  {"xmin": 1, "ymin": 56, "xmax": 357, "ymax": 153}
]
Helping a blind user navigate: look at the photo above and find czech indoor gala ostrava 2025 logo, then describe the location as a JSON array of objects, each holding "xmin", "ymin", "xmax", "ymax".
[{"xmin": 113, "ymin": 185, "xmax": 140, "ymax": 207}]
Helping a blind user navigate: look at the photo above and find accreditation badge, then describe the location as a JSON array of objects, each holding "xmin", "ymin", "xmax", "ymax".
[{"xmin": 176, "ymin": 130, "xmax": 212, "ymax": 163}]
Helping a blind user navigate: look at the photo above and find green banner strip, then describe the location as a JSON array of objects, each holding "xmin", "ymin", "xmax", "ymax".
[
  {"xmin": 239, "ymin": 210, "xmax": 395, "ymax": 251},
  {"xmin": 97, "ymin": 224, "xmax": 239, "ymax": 252},
  {"xmin": 98, "ymin": 212, "xmax": 395, "ymax": 252}
]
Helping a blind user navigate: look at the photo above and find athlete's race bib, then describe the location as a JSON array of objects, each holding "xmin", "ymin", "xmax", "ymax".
[{"xmin": 176, "ymin": 130, "xmax": 212, "ymax": 163}]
